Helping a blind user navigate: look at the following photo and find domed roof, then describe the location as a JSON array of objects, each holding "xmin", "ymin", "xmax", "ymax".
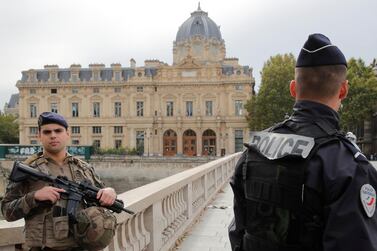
[{"xmin": 176, "ymin": 4, "xmax": 222, "ymax": 42}]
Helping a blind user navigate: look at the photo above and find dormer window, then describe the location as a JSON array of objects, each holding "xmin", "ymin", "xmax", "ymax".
[
  {"xmin": 93, "ymin": 71, "xmax": 100, "ymax": 81},
  {"xmin": 50, "ymin": 72, "xmax": 57, "ymax": 81},
  {"xmin": 114, "ymin": 71, "xmax": 121, "ymax": 81}
]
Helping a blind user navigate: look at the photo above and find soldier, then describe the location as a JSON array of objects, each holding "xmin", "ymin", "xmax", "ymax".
[
  {"xmin": 228, "ymin": 34, "xmax": 377, "ymax": 250},
  {"xmin": 1, "ymin": 112, "xmax": 118, "ymax": 251}
]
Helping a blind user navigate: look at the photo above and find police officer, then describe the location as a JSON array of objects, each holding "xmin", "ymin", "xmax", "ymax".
[
  {"xmin": 1, "ymin": 112, "xmax": 117, "ymax": 251},
  {"xmin": 228, "ymin": 34, "xmax": 377, "ymax": 251}
]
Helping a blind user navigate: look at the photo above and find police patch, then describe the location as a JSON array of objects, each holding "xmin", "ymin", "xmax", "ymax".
[
  {"xmin": 249, "ymin": 131, "xmax": 315, "ymax": 160},
  {"xmin": 360, "ymin": 184, "xmax": 376, "ymax": 218}
]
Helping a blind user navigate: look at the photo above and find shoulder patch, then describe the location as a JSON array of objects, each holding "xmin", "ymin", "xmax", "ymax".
[
  {"xmin": 72, "ymin": 157, "xmax": 89, "ymax": 170},
  {"xmin": 23, "ymin": 152, "xmax": 43, "ymax": 165},
  {"xmin": 360, "ymin": 184, "xmax": 376, "ymax": 218},
  {"xmin": 249, "ymin": 131, "xmax": 315, "ymax": 160}
]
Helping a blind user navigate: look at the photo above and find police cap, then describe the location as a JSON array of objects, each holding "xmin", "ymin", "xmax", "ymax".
[
  {"xmin": 38, "ymin": 112, "xmax": 68, "ymax": 129},
  {"xmin": 296, "ymin": 33, "xmax": 347, "ymax": 68}
]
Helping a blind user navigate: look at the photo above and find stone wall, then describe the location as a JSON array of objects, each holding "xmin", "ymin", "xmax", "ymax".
[
  {"xmin": 0, "ymin": 156, "xmax": 214, "ymax": 201},
  {"xmin": 0, "ymin": 153, "xmax": 240, "ymax": 251}
]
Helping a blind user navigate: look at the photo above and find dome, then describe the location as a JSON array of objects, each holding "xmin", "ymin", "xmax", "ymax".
[{"xmin": 176, "ymin": 5, "xmax": 222, "ymax": 43}]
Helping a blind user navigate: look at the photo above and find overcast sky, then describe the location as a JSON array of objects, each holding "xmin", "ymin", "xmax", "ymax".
[{"xmin": 0, "ymin": 0, "xmax": 376, "ymax": 110}]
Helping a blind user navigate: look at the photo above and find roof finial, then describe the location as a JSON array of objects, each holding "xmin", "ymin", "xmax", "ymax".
[{"xmin": 198, "ymin": 2, "xmax": 201, "ymax": 11}]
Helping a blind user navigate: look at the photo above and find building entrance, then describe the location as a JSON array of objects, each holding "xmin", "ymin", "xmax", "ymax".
[
  {"xmin": 183, "ymin": 129, "xmax": 197, "ymax": 156},
  {"xmin": 202, "ymin": 129, "xmax": 216, "ymax": 156},
  {"xmin": 163, "ymin": 129, "xmax": 177, "ymax": 156}
]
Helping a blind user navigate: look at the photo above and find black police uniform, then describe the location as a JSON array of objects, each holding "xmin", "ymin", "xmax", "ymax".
[{"xmin": 228, "ymin": 100, "xmax": 377, "ymax": 251}]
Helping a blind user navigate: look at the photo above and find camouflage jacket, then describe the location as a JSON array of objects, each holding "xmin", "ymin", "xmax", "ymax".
[{"xmin": 0, "ymin": 152, "xmax": 104, "ymax": 249}]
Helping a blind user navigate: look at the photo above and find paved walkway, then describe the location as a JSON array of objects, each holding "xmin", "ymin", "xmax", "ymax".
[{"xmin": 177, "ymin": 184, "xmax": 234, "ymax": 251}]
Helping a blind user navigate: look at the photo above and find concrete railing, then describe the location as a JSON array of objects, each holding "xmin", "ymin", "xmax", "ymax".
[{"xmin": 0, "ymin": 152, "xmax": 241, "ymax": 251}]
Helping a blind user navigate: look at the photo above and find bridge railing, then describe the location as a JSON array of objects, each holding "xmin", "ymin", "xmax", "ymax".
[{"xmin": 0, "ymin": 152, "xmax": 241, "ymax": 251}]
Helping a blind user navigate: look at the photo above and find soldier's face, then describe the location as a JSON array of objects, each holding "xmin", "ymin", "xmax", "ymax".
[{"xmin": 38, "ymin": 124, "xmax": 70, "ymax": 154}]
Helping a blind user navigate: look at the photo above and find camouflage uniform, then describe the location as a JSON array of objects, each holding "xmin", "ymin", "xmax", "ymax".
[{"xmin": 1, "ymin": 152, "xmax": 104, "ymax": 250}]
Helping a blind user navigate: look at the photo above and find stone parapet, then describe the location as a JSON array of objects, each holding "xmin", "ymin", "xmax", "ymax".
[{"xmin": 0, "ymin": 153, "xmax": 241, "ymax": 251}]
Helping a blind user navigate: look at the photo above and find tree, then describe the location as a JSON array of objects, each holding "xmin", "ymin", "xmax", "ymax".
[
  {"xmin": 0, "ymin": 114, "xmax": 19, "ymax": 143},
  {"xmin": 340, "ymin": 58, "xmax": 377, "ymax": 129},
  {"xmin": 246, "ymin": 54, "xmax": 296, "ymax": 130}
]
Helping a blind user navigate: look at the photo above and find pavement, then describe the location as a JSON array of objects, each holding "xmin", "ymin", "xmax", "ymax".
[
  {"xmin": 177, "ymin": 184, "xmax": 234, "ymax": 251},
  {"xmin": 176, "ymin": 162, "xmax": 377, "ymax": 251}
]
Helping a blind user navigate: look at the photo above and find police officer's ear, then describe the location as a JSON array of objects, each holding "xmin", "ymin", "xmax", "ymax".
[
  {"xmin": 338, "ymin": 80, "xmax": 349, "ymax": 101},
  {"xmin": 290, "ymin": 80, "xmax": 297, "ymax": 98}
]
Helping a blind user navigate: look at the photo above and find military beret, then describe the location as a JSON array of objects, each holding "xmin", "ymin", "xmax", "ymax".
[
  {"xmin": 296, "ymin": 33, "xmax": 347, "ymax": 68},
  {"xmin": 38, "ymin": 112, "xmax": 68, "ymax": 129}
]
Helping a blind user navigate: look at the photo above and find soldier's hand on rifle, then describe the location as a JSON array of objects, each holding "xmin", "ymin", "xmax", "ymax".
[
  {"xmin": 34, "ymin": 186, "xmax": 66, "ymax": 203},
  {"xmin": 96, "ymin": 187, "xmax": 117, "ymax": 206}
]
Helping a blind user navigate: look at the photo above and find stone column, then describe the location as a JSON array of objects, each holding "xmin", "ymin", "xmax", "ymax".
[{"xmin": 177, "ymin": 128, "xmax": 183, "ymax": 155}]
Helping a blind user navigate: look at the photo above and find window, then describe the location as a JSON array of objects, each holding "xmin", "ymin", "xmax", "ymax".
[
  {"xmin": 166, "ymin": 101, "xmax": 174, "ymax": 116},
  {"xmin": 235, "ymin": 100, "xmax": 243, "ymax": 116},
  {"xmin": 50, "ymin": 72, "xmax": 57, "ymax": 81},
  {"xmin": 115, "ymin": 140, "xmax": 122, "ymax": 149},
  {"xmin": 186, "ymin": 101, "xmax": 193, "ymax": 117},
  {"xmin": 29, "ymin": 127, "xmax": 38, "ymax": 135},
  {"xmin": 114, "ymin": 87, "xmax": 121, "ymax": 93},
  {"xmin": 72, "ymin": 139, "xmax": 80, "ymax": 145},
  {"xmin": 72, "ymin": 88, "xmax": 79, "ymax": 94},
  {"xmin": 93, "ymin": 87, "xmax": 99, "ymax": 93},
  {"xmin": 93, "ymin": 102, "xmax": 100, "ymax": 117},
  {"xmin": 137, "ymin": 86, "xmax": 143, "ymax": 92},
  {"xmin": 114, "ymin": 126, "xmax": 123, "ymax": 134},
  {"xmin": 51, "ymin": 103, "xmax": 58, "ymax": 113},
  {"xmin": 93, "ymin": 140, "xmax": 101, "ymax": 148},
  {"xmin": 71, "ymin": 74, "xmax": 78, "ymax": 82},
  {"xmin": 235, "ymin": 130, "xmax": 244, "ymax": 152},
  {"xmin": 205, "ymin": 101, "xmax": 213, "ymax": 116},
  {"xmin": 114, "ymin": 102, "xmax": 122, "ymax": 117},
  {"xmin": 93, "ymin": 71, "xmax": 100, "ymax": 81},
  {"xmin": 136, "ymin": 101, "xmax": 144, "ymax": 117},
  {"xmin": 92, "ymin": 126, "xmax": 102, "ymax": 134},
  {"xmin": 30, "ymin": 140, "xmax": 38, "ymax": 145},
  {"xmin": 114, "ymin": 72, "xmax": 121, "ymax": 81},
  {"xmin": 30, "ymin": 103, "xmax": 37, "ymax": 118},
  {"xmin": 235, "ymin": 84, "xmax": 243, "ymax": 91},
  {"xmin": 72, "ymin": 103, "xmax": 79, "ymax": 117},
  {"xmin": 155, "ymin": 86, "xmax": 158, "ymax": 92},
  {"xmin": 51, "ymin": 88, "xmax": 57, "ymax": 94},
  {"xmin": 136, "ymin": 131, "xmax": 145, "ymax": 154},
  {"xmin": 71, "ymin": 126, "xmax": 80, "ymax": 134},
  {"xmin": 30, "ymin": 89, "xmax": 36, "ymax": 94}
]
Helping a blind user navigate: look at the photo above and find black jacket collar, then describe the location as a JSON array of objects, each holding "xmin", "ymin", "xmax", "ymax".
[{"xmin": 291, "ymin": 100, "xmax": 340, "ymax": 131}]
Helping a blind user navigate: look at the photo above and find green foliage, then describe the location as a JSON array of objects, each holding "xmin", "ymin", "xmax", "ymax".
[
  {"xmin": 340, "ymin": 58, "xmax": 377, "ymax": 128},
  {"xmin": 93, "ymin": 146, "xmax": 138, "ymax": 155},
  {"xmin": 0, "ymin": 114, "xmax": 19, "ymax": 143},
  {"xmin": 246, "ymin": 54, "xmax": 296, "ymax": 130}
]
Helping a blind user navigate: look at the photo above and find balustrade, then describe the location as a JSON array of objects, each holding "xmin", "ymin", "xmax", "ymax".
[{"xmin": 0, "ymin": 152, "xmax": 241, "ymax": 251}]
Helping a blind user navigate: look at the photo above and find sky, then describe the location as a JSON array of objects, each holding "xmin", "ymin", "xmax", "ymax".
[{"xmin": 0, "ymin": 0, "xmax": 376, "ymax": 111}]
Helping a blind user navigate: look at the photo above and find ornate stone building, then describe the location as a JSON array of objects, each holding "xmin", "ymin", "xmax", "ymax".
[
  {"xmin": 16, "ymin": 6, "xmax": 255, "ymax": 156},
  {"xmin": 3, "ymin": 94, "xmax": 19, "ymax": 117}
]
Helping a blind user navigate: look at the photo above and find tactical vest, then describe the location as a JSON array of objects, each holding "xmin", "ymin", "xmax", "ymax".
[
  {"xmin": 242, "ymin": 119, "xmax": 341, "ymax": 251},
  {"xmin": 23, "ymin": 153, "xmax": 101, "ymax": 249}
]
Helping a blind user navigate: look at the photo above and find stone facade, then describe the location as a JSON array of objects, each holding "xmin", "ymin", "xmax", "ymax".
[
  {"xmin": 16, "ymin": 6, "xmax": 255, "ymax": 156},
  {"xmin": 3, "ymin": 93, "xmax": 19, "ymax": 117}
]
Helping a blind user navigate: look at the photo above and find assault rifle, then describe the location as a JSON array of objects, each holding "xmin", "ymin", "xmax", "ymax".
[{"xmin": 9, "ymin": 161, "xmax": 134, "ymax": 222}]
